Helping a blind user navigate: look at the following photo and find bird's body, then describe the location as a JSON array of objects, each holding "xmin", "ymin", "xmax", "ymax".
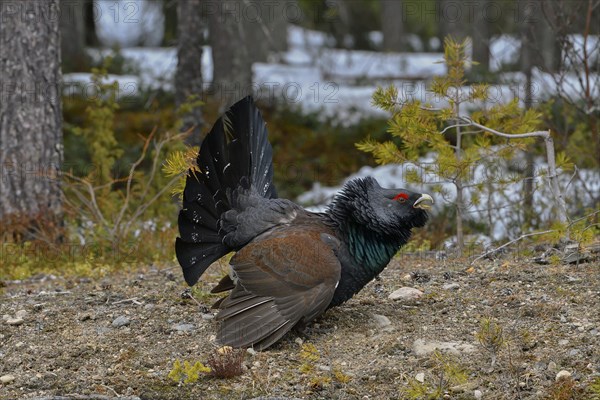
[{"xmin": 176, "ymin": 97, "xmax": 432, "ymax": 350}]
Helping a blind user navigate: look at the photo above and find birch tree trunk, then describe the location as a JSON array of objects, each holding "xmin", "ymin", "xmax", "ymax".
[{"xmin": 0, "ymin": 0, "xmax": 63, "ymax": 237}]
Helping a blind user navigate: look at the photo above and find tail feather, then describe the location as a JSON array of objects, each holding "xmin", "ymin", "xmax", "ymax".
[{"xmin": 176, "ymin": 96, "xmax": 277, "ymax": 286}]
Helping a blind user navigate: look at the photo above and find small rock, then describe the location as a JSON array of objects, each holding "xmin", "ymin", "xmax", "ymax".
[
  {"xmin": 474, "ymin": 390, "xmax": 483, "ymax": 400},
  {"xmin": 112, "ymin": 316, "xmax": 130, "ymax": 328},
  {"xmin": 246, "ymin": 348, "xmax": 257, "ymax": 356},
  {"xmin": 172, "ymin": 323, "xmax": 194, "ymax": 332},
  {"xmin": 201, "ymin": 313, "xmax": 214, "ymax": 320},
  {"xmin": 534, "ymin": 361, "xmax": 547, "ymax": 371},
  {"xmin": 568, "ymin": 349, "xmax": 580, "ymax": 357},
  {"xmin": 590, "ymin": 329, "xmax": 598, "ymax": 336},
  {"xmin": 415, "ymin": 372, "xmax": 425, "ymax": 383},
  {"xmin": 442, "ymin": 283, "xmax": 460, "ymax": 291},
  {"xmin": 556, "ymin": 370, "xmax": 572, "ymax": 381},
  {"xmin": 548, "ymin": 361, "xmax": 558, "ymax": 371},
  {"xmin": 558, "ymin": 339, "xmax": 569, "ymax": 346},
  {"xmin": 372, "ymin": 314, "xmax": 392, "ymax": 329},
  {"xmin": 294, "ymin": 337, "xmax": 304, "ymax": 346},
  {"xmin": 6, "ymin": 318, "xmax": 24, "ymax": 326},
  {"xmin": 143, "ymin": 304, "xmax": 154, "ymax": 310},
  {"xmin": 0, "ymin": 374, "xmax": 15, "ymax": 384},
  {"xmin": 389, "ymin": 287, "xmax": 423, "ymax": 301},
  {"xmin": 15, "ymin": 310, "xmax": 27, "ymax": 319},
  {"xmin": 318, "ymin": 365, "xmax": 331, "ymax": 372}
]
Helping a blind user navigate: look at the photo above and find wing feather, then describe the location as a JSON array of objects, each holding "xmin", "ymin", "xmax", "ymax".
[{"xmin": 214, "ymin": 225, "xmax": 340, "ymax": 350}]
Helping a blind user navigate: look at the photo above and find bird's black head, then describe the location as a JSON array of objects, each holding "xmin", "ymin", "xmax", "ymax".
[{"xmin": 328, "ymin": 177, "xmax": 433, "ymax": 237}]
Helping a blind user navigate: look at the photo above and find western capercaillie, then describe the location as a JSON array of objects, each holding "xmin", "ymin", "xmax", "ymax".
[{"xmin": 176, "ymin": 96, "xmax": 433, "ymax": 350}]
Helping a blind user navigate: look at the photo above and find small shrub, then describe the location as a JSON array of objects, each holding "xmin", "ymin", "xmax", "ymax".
[
  {"xmin": 403, "ymin": 351, "xmax": 469, "ymax": 399},
  {"xmin": 206, "ymin": 346, "xmax": 245, "ymax": 379},
  {"xmin": 476, "ymin": 317, "xmax": 505, "ymax": 367},
  {"xmin": 544, "ymin": 376, "xmax": 586, "ymax": 400}
]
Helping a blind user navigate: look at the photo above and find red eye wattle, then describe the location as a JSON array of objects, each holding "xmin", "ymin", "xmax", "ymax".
[{"xmin": 393, "ymin": 193, "xmax": 409, "ymax": 201}]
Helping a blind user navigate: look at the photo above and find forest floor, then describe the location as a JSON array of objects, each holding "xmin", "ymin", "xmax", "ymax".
[{"xmin": 1, "ymin": 253, "xmax": 599, "ymax": 400}]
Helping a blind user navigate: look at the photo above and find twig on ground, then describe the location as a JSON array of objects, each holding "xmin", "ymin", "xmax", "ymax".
[
  {"xmin": 470, "ymin": 230, "xmax": 556, "ymax": 265},
  {"xmin": 112, "ymin": 297, "xmax": 143, "ymax": 305}
]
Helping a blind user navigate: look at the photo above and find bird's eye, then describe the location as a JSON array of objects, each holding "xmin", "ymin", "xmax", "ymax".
[{"xmin": 393, "ymin": 193, "xmax": 409, "ymax": 203}]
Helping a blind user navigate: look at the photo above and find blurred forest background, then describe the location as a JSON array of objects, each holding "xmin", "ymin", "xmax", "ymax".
[{"xmin": 0, "ymin": 0, "xmax": 598, "ymax": 279}]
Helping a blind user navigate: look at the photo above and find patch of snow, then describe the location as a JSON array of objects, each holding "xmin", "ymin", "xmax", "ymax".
[
  {"xmin": 95, "ymin": 0, "xmax": 164, "ymax": 47},
  {"xmin": 287, "ymin": 24, "xmax": 331, "ymax": 49},
  {"xmin": 489, "ymin": 35, "xmax": 520, "ymax": 72}
]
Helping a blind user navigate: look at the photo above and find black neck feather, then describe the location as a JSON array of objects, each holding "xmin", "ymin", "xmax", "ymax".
[{"xmin": 325, "ymin": 178, "xmax": 414, "ymax": 306}]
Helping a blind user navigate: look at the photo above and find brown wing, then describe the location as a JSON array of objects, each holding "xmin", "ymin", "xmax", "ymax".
[{"xmin": 215, "ymin": 226, "xmax": 341, "ymax": 350}]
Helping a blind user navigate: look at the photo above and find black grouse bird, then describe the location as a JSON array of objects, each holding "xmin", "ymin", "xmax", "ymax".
[{"xmin": 176, "ymin": 97, "xmax": 433, "ymax": 350}]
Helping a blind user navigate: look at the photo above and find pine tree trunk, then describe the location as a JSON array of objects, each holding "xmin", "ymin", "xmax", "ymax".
[
  {"xmin": 454, "ymin": 102, "xmax": 464, "ymax": 255},
  {"xmin": 84, "ymin": 0, "xmax": 98, "ymax": 46},
  {"xmin": 439, "ymin": 0, "xmax": 468, "ymax": 42},
  {"xmin": 60, "ymin": 0, "xmax": 88, "ymax": 71},
  {"xmin": 0, "ymin": 0, "xmax": 63, "ymax": 237},
  {"xmin": 269, "ymin": 0, "xmax": 291, "ymax": 53},
  {"xmin": 381, "ymin": 0, "xmax": 403, "ymax": 52},
  {"xmin": 209, "ymin": 3, "xmax": 253, "ymax": 110},
  {"xmin": 520, "ymin": 1, "xmax": 536, "ymax": 227},
  {"xmin": 471, "ymin": 0, "xmax": 490, "ymax": 74},
  {"xmin": 175, "ymin": 0, "xmax": 204, "ymax": 145}
]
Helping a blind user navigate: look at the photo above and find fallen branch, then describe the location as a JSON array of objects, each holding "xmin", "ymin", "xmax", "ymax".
[{"xmin": 470, "ymin": 230, "xmax": 555, "ymax": 265}]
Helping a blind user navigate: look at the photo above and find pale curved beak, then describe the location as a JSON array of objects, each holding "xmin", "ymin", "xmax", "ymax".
[{"xmin": 413, "ymin": 193, "xmax": 434, "ymax": 210}]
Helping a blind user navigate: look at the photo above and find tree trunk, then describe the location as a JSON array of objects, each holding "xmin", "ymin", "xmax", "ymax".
[
  {"xmin": 536, "ymin": 1, "xmax": 560, "ymax": 72},
  {"xmin": 0, "ymin": 0, "xmax": 63, "ymax": 238},
  {"xmin": 381, "ymin": 0, "xmax": 403, "ymax": 52},
  {"xmin": 245, "ymin": 0, "xmax": 292, "ymax": 63},
  {"xmin": 269, "ymin": 0, "xmax": 291, "ymax": 53},
  {"xmin": 328, "ymin": 0, "xmax": 352, "ymax": 48},
  {"xmin": 244, "ymin": 1, "xmax": 270, "ymax": 64},
  {"xmin": 84, "ymin": 0, "xmax": 98, "ymax": 46},
  {"xmin": 471, "ymin": 0, "xmax": 490, "ymax": 74},
  {"xmin": 163, "ymin": 0, "xmax": 178, "ymax": 46},
  {"xmin": 520, "ymin": 0, "xmax": 536, "ymax": 227},
  {"xmin": 60, "ymin": 0, "xmax": 88, "ymax": 71},
  {"xmin": 175, "ymin": 0, "xmax": 204, "ymax": 145},
  {"xmin": 454, "ymin": 102, "xmax": 464, "ymax": 256},
  {"xmin": 439, "ymin": 0, "xmax": 468, "ymax": 42},
  {"xmin": 209, "ymin": 2, "xmax": 253, "ymax": 110}
]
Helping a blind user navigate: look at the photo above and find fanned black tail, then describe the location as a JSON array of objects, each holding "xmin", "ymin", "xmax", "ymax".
[{"xmin": 176, "ymin": 96, "xmax": 277, "ymax": 286}]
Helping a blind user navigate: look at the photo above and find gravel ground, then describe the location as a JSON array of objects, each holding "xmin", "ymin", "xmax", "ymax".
[{"xmin": 1, "ymin": 255, "xmax": 599, "ymax": 400}]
